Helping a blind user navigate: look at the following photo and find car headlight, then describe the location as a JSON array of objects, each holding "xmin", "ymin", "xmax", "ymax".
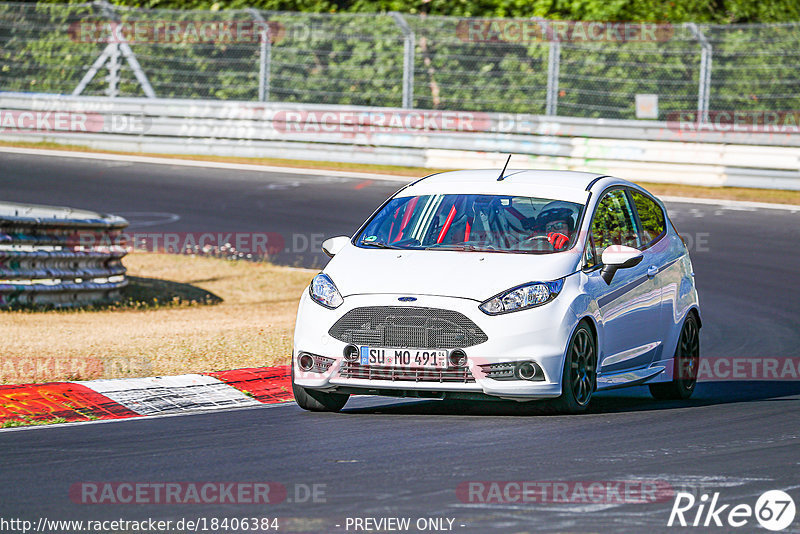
[
  {"xmin": 309, "ymin": 273, "xmax": 344, "ymax": 309},
  {"xmin": 479, "ymin": 279, "xmax": 564, "ymax": 315}
]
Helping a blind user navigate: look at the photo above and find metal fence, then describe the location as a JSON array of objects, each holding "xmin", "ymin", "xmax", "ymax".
[
  {"xmin": 1, "ymin": 2, "xmax": 799, "ymax": 120},
  {"xmin": 0, "ymin": 201, "xmax": 128, "ymax": 308}
]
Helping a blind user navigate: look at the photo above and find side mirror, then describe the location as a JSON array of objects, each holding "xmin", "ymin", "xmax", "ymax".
[
  {"xmin": 322, "ymin": 236, "xmax": 350, "ymax": 258},
  {"xmin": 600, "ymin": 245, "xmax": 643, "ymax": 284}
]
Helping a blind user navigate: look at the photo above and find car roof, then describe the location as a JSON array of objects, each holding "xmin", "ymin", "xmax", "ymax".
[{"xmin": 398, "ymin": 169, "xmax": 632, "ymax": 204}]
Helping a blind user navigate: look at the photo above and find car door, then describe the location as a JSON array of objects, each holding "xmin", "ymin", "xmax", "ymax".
[
  {"xmin": 583, "ymin": 188, "xmax": 663, "ymax": 374},
  {"xmin": 628, "ymin": 188, "xmax": 674, "ymax": 349}
]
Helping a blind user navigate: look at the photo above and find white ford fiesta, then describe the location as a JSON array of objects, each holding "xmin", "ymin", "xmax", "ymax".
[{"xmin": 292, "ymin": 169, "xmax": 701, "ymax": 413}]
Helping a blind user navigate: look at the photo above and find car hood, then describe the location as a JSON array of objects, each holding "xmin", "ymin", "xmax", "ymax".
[{"xmin": 325, "ymin": 244, "xmax": 580, "ymax": 301}]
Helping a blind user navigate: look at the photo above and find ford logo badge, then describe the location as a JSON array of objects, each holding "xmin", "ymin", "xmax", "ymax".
[{"xmin": 398, "ymin": 297, "xmax": 417, "ymax": 302}]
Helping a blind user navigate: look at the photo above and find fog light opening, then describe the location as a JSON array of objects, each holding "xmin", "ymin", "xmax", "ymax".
[
  {"xmin": 516, "ymin": 361, "xmax": 541, "ymax": 381},
  {"xmin": 449, "ymin": 349, "xmax": 467, "ymax": 368},
  {"xmin": 343, "ymin": 344, "xmax": 360, "ymax": 362},
  {"xmin": 298, "ymin": 353, "xmax": 315, "ymax": 371}
]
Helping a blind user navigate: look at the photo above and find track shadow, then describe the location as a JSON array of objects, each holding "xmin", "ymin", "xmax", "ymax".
[
  {"xmin": 122, "ymin": 275, "xmax": 223, "ymax": 307},
  {"xmin": 339, "ymin": 381, "xmax": 800, "ymax": 417}
]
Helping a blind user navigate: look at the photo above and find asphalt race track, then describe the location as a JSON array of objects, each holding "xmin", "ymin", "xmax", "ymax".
[{"xmin": 1, "ymin": 151, "xmax": 799, "ymax": 533}]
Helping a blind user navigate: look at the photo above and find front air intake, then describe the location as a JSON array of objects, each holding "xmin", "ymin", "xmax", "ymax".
[{"xmin": 328, "ymin": 306, "xmax": 488, "ymax": 349}]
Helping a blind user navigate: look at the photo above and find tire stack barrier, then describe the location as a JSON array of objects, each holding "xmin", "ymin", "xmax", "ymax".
[{"xmin": 0, "ymin": 202, "xmax": 129, "ymax": 308}]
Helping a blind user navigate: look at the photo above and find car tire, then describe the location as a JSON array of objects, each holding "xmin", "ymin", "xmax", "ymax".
[
  {"xmin": 649, "ymin": 313, "xmax": 700, "ymax": 400},
  {"xmin": 552, "ymin": 322, "xmax": 597, "ymax": 414},
  {"xmin": 292, "ymin": 364, "xmax": 349, "ymax": 412}
]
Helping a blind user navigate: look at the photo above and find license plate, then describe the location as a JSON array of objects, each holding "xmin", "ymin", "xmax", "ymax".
[{"xmin": 359, "ymin": 347, "xmax": 447, "ymax": 369}]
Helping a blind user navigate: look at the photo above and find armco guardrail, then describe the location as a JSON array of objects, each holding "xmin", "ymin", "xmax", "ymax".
[
  {"xmin": 0, "ymin": 92, "xmax": 799, "ymax": 190},
  {"xmin": 0, "ymin": 201, "xmax": 129, "ymax": 308}
]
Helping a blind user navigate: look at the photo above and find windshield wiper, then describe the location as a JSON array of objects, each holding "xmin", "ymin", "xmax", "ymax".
[
  {"xmin": 360, "ymin": 240, "xmax": 401, "ymax": 249},
  {"xmin": 424, "ymin": 243, "xmax": 486, "ymax": 251}
]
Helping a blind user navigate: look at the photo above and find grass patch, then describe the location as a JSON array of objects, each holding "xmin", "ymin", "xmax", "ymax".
[
  {"xmin": 2, "ymin": 416, "xmax": 68, "ymax": 428},
  {"xmin": 1, "ymin": 253, "xmax": 314, "ymax": 384},
  {"xmin": 2, "ymin": 139, "xmax": 798, "ymax": 205},
  {"xmin": 635, "ymin": 182, "xmax": 800, "ymax": 205}
]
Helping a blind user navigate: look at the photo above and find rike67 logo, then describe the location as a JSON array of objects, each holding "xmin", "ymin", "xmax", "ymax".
[{"xmin": 669, "ymin": 490, "xmax": 796, "ymax": 531}]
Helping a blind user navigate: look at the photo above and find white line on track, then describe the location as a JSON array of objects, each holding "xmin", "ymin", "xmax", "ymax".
[
  {"xmin": 660, "ymin": 195, "xmax": 800, "ymax": 213},
  {"xmin": 2, "ymin": 145, "xmax": 798, "ymax": 212},
  {"xmin": 117, "ymin": 211, "xmax": 181, "ymax": 228}
]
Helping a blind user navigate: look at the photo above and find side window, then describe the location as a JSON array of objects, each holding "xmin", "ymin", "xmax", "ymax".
[
  {"xmin": 630, "ymin": 190, "xmax": 666, "ymax": 247},
  {"xmin": 590, "ymin": 189, "xmax": 640, "ymax": 260},
  {"xmin": 584, "ymin": 235, "xmax": 598, "ymax": 269}
]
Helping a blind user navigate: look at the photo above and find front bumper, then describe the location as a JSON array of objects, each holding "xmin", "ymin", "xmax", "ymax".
[{"xmin": 292, "ymin": 291, "xmax": 578, "ymax": 401}]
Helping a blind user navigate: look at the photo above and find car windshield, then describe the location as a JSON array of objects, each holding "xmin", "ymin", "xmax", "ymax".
[{"xmin": 355, "ymin": 194, "xmax": 584, "ymax": 254}]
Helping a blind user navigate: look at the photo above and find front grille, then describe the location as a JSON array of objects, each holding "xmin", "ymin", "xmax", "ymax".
[
  {"xmin": 328, "ymin": 306, "xmax": 488, "ymax": 349},
  {"xmin": 339, "ymin": 361, "xmax": 476, "ymax": 383}
]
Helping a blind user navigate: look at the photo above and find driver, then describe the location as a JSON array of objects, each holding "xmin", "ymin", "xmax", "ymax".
[{"xmin": 537, "ymin": 206, "xmax": 575, "ymax": 250}]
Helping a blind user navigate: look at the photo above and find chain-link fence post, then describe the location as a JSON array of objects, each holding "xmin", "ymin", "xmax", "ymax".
[
  {"xmin": 105, "ymin": 44, "xmax": 120, "ymax": 97},
  {"xmin": 97, "ymin": 1, "xmax": 155, "ymax": 98},
  {"xmin": 687, "ymin": 23, "xmax": 712, "ymax": 122},
  {"xmin": 249, "ymin": 8, "xmax": 271, "ymax": 102},
  {"xmin": 73, "ymin": 1, "xmax": 156, "ymax": 97},
  {"xmin": 73, "ymin": 44, "xmax": 115, "ymax": 96},
  {"xmin": 390, "ymin": 12, "xmax": 415, "ymax": 109},
  {"xmin": 545, "ymin": 40, "xmax": 561, "ymax": 116},
  {"xmin": 537, "ymin": 19, "xmax": 560, "ymax": 116}
]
